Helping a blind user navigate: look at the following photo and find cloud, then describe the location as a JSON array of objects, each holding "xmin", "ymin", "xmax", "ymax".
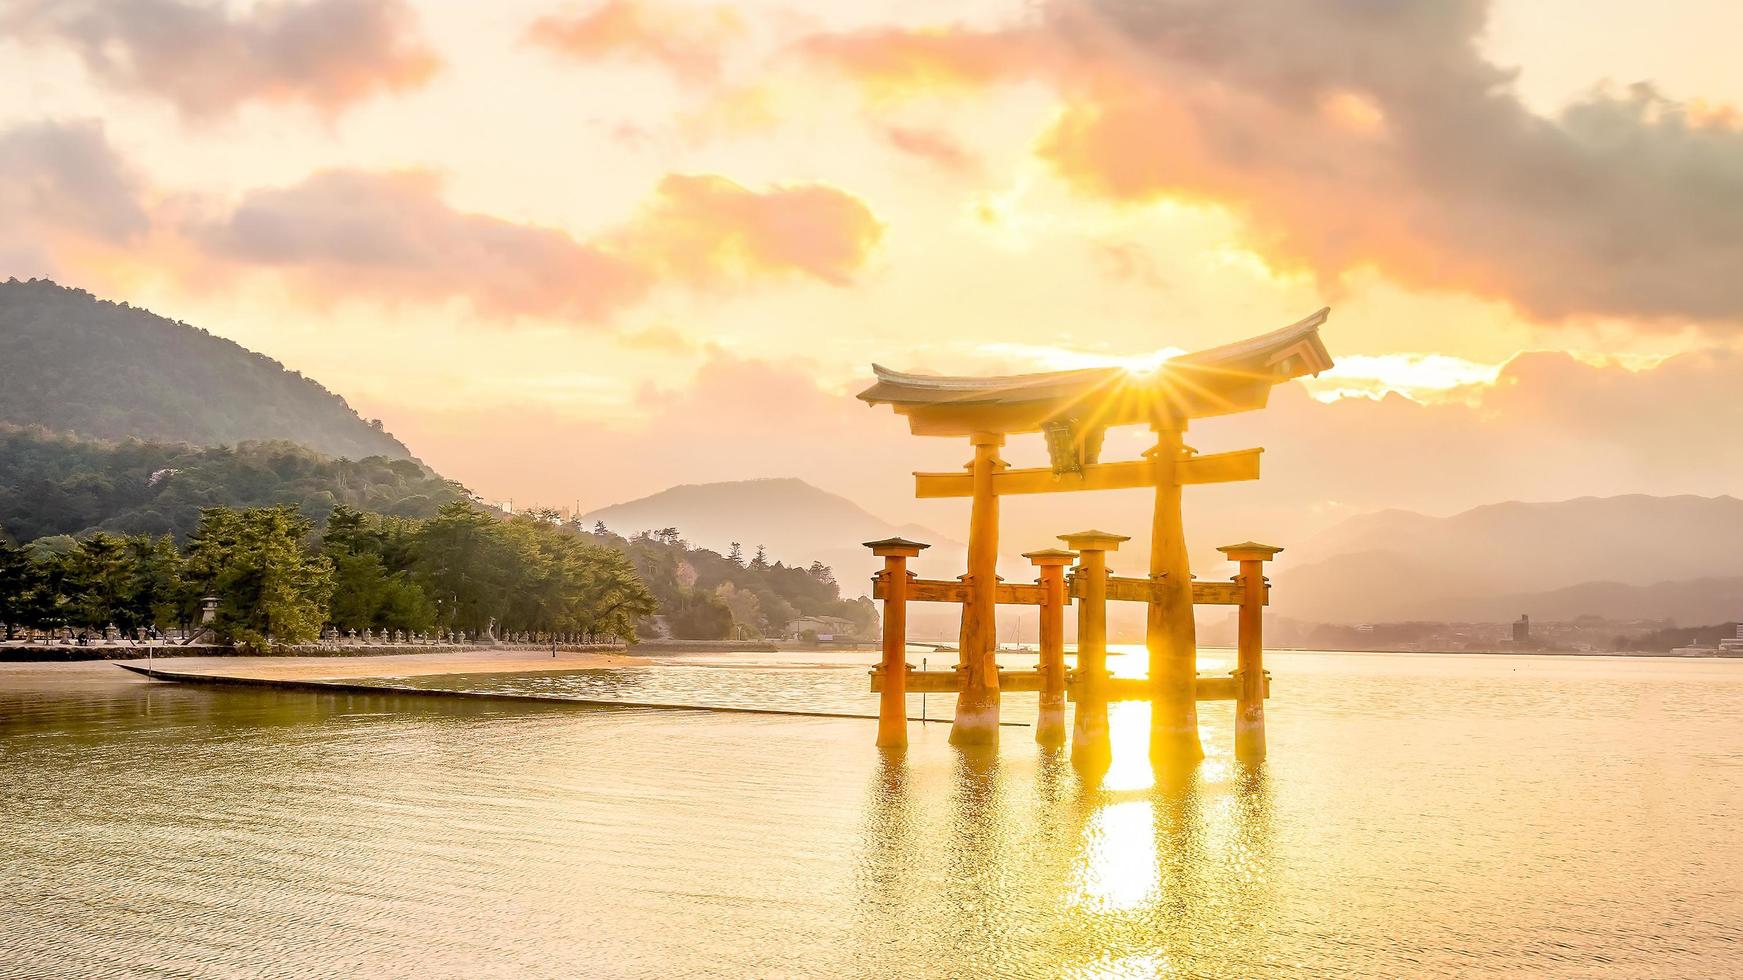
[
  {"xmin": 526, "ymin": 0, "xmax": 743, "ymax": 83},
  {"xmin": 0, "ymin": 120, "xmax": 148, "ymax": 277},
  {"xmin": 1031, "ymin": 1, "xmax": 1743, "ymax": 323},
  {"xmin": 796, "ymin": 25, "xmax": 1050, "ymax": 99},
  {"xmin": 184, "ymin": 169, "xmax": 881, "ymax": 317},
  {"xmin": 4, "ymin": 0, "xmax": 439, "ymax": 118},
  {"xmin": 191, "ymin": 170, "xmax": 653, "ymax": 318},
  {"xmin": 618, "ymin": 174, "xmax": 883, "ymax": 287},
  {"xmin": 792, "ymin": 2, "xmax": 1743, "ymax": 325},
  {"xmin": 0, "ymin": 120, "xmax": 148, "ymax": 243},
  {"xmin": 880, "ymin": 125, "xmax": 981, "ymax": 176}
]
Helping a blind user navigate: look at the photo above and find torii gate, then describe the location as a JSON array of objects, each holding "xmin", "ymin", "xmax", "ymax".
[{"xmin": 857, "ymin": 308, "xmax": 1333, "ymax": 756}]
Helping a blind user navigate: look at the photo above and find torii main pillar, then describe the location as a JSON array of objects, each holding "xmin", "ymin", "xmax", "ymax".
[
  {"xmin": 951, "ymin": 431, "xmax": 1004, "ymax": 745},
  {"xmin": 1147, "ymin": 420, "xmax": 1203, "ymax": 761}
]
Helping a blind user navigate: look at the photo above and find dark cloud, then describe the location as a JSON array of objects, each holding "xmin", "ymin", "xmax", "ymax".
[{"xmin": 4, "ymin": 0, "xmax": 439, "ymax": 118}]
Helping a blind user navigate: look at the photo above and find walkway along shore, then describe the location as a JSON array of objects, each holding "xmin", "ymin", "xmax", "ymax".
[{"xmin": 106, "ymin": 656, "xmax": 1030, "ymax": 727}]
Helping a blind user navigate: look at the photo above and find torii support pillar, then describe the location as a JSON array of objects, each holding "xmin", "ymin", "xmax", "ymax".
[
  {"xmin": 1062, "ymin": 530, "xmax": 1128, "ymax": 761},
  {"xmin": 1219, "ymin": 542, "xmax": 1282, "ymax": 762},
  {"xmin": 1025, "ymin": 548, "xmax": 1076, "ymax": 746},
  {"xmin": 1148, "ymin": 422, "xmax": 1204, "ymax": 762},
  {"xmin": 867, "ymin": 537, "xmax": 929, "ymax": 748},
  {"xmin": 952, "ymin": 432, "xmax": 1005, "ymax": 746}
]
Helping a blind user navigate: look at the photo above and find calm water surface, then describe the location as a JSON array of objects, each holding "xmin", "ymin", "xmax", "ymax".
[{"xmin": 3, "ymin": 649, "xmax": 1741, "ymax": 978}]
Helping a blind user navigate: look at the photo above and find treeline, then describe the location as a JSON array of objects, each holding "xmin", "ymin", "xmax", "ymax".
[
  {"xmin": 1619, "ymin": 622, "xmax": 1742, "ymax": 651},
  {"xmin": 0, "ymin": 279, "xmax": 411, "ymax": 459},
  {"xmin": 576, "ymin": 521, "xmax": 877, "ymax": 640},
  {"xmin": 0, "ymin": 426, "xmax": 467, "ymax": 543},
  {"xmin": 0, "ymin": 503, "xmax": 654, "ymax": 650}
]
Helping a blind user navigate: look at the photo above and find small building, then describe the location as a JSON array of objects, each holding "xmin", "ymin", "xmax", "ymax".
[
  {"xmin": 786, "ymin": 615, "xmax": 858, "ymax": 641},
  {"xmin": 1512, "ymin": 614, "xmax": 1531, "ymax": 644}
]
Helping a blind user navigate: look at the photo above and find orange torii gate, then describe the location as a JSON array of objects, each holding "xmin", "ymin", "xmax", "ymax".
[{"xmin": 857, "ymin": 309, "xmax": 1332, "ymax": 759}]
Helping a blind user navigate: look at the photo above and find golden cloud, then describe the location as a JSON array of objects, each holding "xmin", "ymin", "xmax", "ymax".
[{"xmin": 789, "ymin": 1, "xmax": 1743, "ymax": 325}]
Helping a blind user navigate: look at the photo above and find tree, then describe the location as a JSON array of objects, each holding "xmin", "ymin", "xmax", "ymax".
[
  {"xmin": 807, "ymin": 561, "xmax": 836, "ymax": 588},
  {"xmin": 715, "ymin": 582, "xmax": 762, "ymax": 637},
  {"xmin": 0, "ymin": 531, "xmax": 39, "ymax": 639},
  {"xmin": 183, "ymin": 507, "xmax": 333, "ymax": 650},
  {"xmin": 593, "ymin": 520, "xmax": 608, "ymax": 535},
  {"xmin": 61, "ymin": 532, "xmax": 139, "ymax": 632},
  {"xmin": 412, "ymin": 501, "xmax": 521, "ymax": 635},
  {"xmin": 727, "ymin": 541, "xmax": 743, "ymax": 565},
  {"xmin": 126, "ymin": 533, "xmax": 184, "ymax": 631},
  {"xmin": 323, "ymin": 507, "xmax": 435, "ymax": 633},
  {"xmin": 750, "ymin": 544, "xmax": 769, "ymax": 570},
  {"xmin": 667, "ymin": 590, "xmax": 733, "ymax": 639}
]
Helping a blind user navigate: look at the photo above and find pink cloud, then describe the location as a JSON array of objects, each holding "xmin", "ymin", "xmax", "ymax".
[
  {"xmin": 180, "ymin": 168, "xmax": 881, "ymax": 318},
  {"xmin": 4, "ymin": 0, "xmax": 439, "ymax": 119},
  {"xmin": 526, "ymin": 0, "xmax": 743, "ymax": 83},
  {"xmin": 880, "ymin": 125, "xmax": 982, "ymax": 176}
]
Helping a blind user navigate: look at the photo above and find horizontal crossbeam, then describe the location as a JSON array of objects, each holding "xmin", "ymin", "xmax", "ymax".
[
  {"xmin": 869, "ymin": 668, "xmax": 1270, "ymax": 701},
  {"xmin": 871, "ymin": 575, "xmax": 1265, "ymax": 606},
  {"xmin": 913, "ymin": 448, "xmax": 1261, "ymax": 499}
]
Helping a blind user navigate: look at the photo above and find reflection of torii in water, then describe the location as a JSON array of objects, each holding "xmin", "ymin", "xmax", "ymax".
[{"xmin": 858, "ymin": 308, "xmax": 1333, "ymax": 757}]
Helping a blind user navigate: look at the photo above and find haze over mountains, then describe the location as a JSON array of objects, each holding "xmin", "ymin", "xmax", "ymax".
[
  {"xmin": 0, "ymin": 280, "xmax": 410, "ymax": 460},
  {"xmin": 4, "ymin": 281, "xmax": 1737, "ymax": 628},
  {"xmin": 581, "ymin": 478, "xmax": 964, "ymax": 587},
  {"xmin": 1273, "ymin": 495, "xmax": 1743, "ymax": 624}
]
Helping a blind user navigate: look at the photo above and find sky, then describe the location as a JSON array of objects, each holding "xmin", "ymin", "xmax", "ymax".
[{"xmin": 3, "ymin": 0, "xmax": 1742, "ymax": 573}]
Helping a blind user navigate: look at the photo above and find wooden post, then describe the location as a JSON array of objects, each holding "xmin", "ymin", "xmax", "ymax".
[
  {"xmin": 1219, "ymin": 542, "xmax": 1282, "ymax": 762},
  {"xmin": 951, "ymin": 432, "xmax": 1005, "ymax": 746},
  {"xmin": 1025, "ymin": 548, "xmax": 1075, "ymax": 746},
  {"xmin": 1061, "ymin": 530, "xmax": 1128, "ymax": 760},
  {"xmin": 1148, "ymin": 422, "xmax": 1204, "ymax": 762},
  {"xmin": 867, "ymin": 537, "xmax": 929, "ymax": 748}
]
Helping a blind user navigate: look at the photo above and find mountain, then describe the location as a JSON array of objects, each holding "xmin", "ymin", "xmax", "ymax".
[
  {"xmin": 1428, "ymin": 577, "xmax": 1743, "ymax": 626},
  {"xmin": 1274, "ymin": 495, "xmax": 1743, "ymax": 624},
  {"xmin": 0, "ymin": 279, "xmax": 411, "ymax": 460},
  {"xmin": 580, "ymin": 478, "xmax": 961, "ymax": 588},
  {"xmin": 0, "ymin": 427, "xmax": 467, "ymax": 543}
]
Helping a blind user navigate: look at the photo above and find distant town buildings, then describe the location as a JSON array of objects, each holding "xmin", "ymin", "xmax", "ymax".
[
  {"xmin": 1721, "ymin": 624, "xmax": 1743, "ymax": 655},
  {"xmin": 1512, "ymin": 614, "xmax": 1531, "ymax": 645}
]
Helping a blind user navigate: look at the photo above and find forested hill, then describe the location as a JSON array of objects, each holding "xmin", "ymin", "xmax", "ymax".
[
  {"xmin": 0, "ymin": 427, "xmax": 466, "ymax": 544},
  {"xmin": 0, "ymin": 279, "xmax": 410, "ymax": 459}
]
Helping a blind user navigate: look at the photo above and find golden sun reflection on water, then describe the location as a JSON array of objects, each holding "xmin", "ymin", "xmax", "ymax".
[
  {"xmin": 1072, "ymin": 799, "xmax": 1159, "ymax": 912},
  {"xmin": 8, "ymin": 653, "xmax": 1743, "ymax": 977}
]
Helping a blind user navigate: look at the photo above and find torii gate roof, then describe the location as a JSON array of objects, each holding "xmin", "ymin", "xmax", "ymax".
[{"xmin": 859, "ymin": 308, "xmax": 1332, "ymax": 436}]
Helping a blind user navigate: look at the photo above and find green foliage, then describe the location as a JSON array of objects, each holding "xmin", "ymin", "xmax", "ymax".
[
  {"xmin": 409, "ymin": 505, "xmax": 656, "ymax": 640},
  {"xmin": 595, "ymin": 526, "xmax": 876, "ymax": 639},
  {"xmin": 182, "ymin": 507, "xmax": 334, "ymax": 651},
  {"xmin": 0, "ymin": 279, "xmax": 410, "ymax": 458},
  {"xmin": 0, "ymin": 426, "xmax": 468, "ymax": 542},
  {"xmin": 666, "ymin": 590, "xmax": 734, "ymax": 640}
]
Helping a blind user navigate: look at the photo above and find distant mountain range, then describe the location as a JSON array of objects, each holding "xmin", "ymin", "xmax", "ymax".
[
  {"xmin": 0, "ymin": 279, "xmax": 410, "ymax": 460},
  {"xmin": 1273, "ymin": 495, "xmax": 1743, "ymax": 624},
  {"xmin": 581, "ymin": 477, "xmax": 963, "ymax": 589}
]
